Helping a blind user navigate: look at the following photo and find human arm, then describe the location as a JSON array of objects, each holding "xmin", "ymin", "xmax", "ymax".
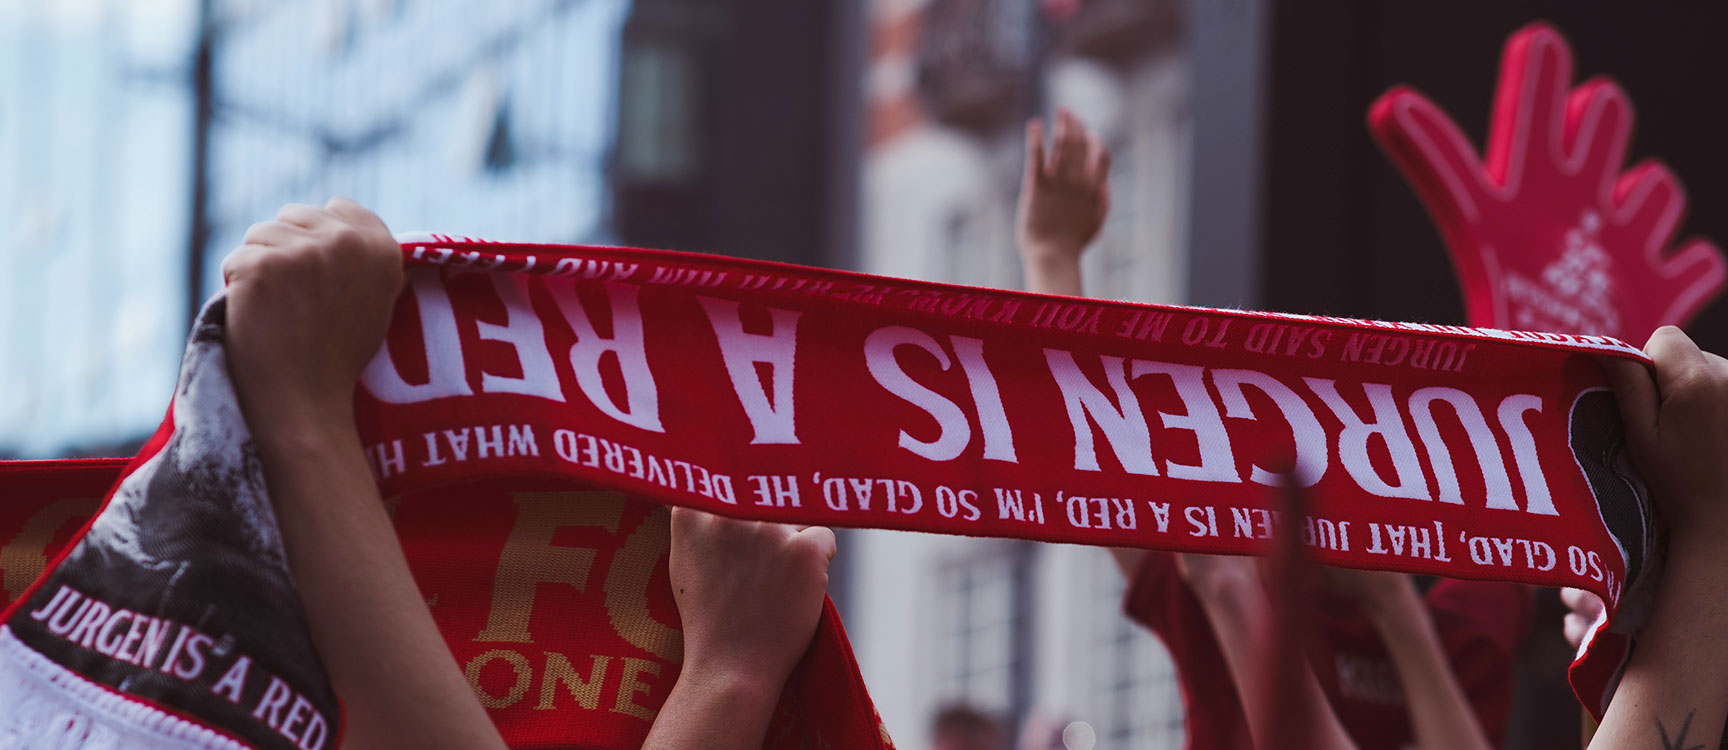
[
  {"xmin": 1588, "ymin": 327, "xmax": 1728, "ymax": 749},
  {"xmin": 642, "ymin": 510, "xmax": 836, "ymax": 749},
  {"xmin": 1177, "ymin": 554, "xmax": 1358, "ymax": 750},
  {"xmin": 1325, "ymin": 570, "xmax": 1493, "ymax": 750},
  {"xmin": 1014, "ymin": 109, "xmax": 1135, "ymax": 577},
  {"xmin": 223, "ymin": 200, "xmax": 508, "ymax": 749}
]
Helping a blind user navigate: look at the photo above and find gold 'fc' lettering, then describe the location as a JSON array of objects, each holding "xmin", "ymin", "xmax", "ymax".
[
  {"xmin": 474, "ymin": 492, "xmax": 683, "ymax": 663},
  {"xmin": 475, "ymin": 492, "xmax": 622, "ymax": 643}
]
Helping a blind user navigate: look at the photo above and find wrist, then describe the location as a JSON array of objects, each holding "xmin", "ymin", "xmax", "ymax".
[
  {"xmin": 243, "ymin": 395, "xmax": 362, "ymax": 463},
  {"xmin": 673, "ymin": 658, "xmax": 786, "ymax": 714},
  {"xmin": 1185, "ymin": 566, "xmax": 1260, "ymax": 605},
  {"xmin": 236, "ymin": 373, "xmax": 359, "ymax": 432},
  {"xmin": 1019, "ymin": 250, "xmax": 1083, "ymax": 296},
  {"xmin": 1664, "ymin": 532, "xmax": 1728, "ymax": 585},
  {"xmin": 1359, "ymin": 582, "xmax": 1423, "ymax": 628},
  {"xmin": 1019, "ymin": 244, "xmax": 1083, "ymax": 273},
  {"xmin": 1665, "ymin": 507, "xmax": 1728, "ymax": 556}
]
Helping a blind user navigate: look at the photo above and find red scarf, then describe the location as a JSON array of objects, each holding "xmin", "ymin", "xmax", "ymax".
[{"xmin": 0, "ymin": 235, "xmax": 1652, "ymax": 748}]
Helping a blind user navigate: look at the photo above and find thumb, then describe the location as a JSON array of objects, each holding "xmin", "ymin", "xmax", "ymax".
[
  {"xmin": 1602, "ymin": 357, "xmax": 1657, "ymax": 438},
  {"xmin": 796, "ymin": 526, "xmax": 838, "ymax": 565}
]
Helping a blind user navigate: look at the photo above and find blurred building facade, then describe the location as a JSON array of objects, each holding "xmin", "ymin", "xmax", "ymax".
[
  {"xmin": 0, "ymin": 0, "xmax": 849, "ymax": 457},
  {"xmin": 0, "ymin": 0, "xmax": 631, "ymax": 458},
  {"xmin": 845, "ymin": 0, "xmax": 1193, "ymax": 746},
  {"xmin": 0, "ymin": 0, "xmax": 197, "ymax": 458},
  {"xmin": 199, "ymin": 0, "xmax": 628, "ymax": 294}
]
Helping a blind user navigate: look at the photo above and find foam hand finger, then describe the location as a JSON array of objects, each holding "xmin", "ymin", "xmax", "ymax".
[
  {"xmin": 1489, "ymin": 24, "xmax": 1574, "ymax": 178},
  {"xmin": 1563, "ymin": 79, "xmax": 1632, "ymax": 189},
  {"xmin": 1369, "ymin": 87, "xmax": 1491, "ymax": 225},
  {"xmin": 1616, "ymin": 162, "xmax": 1685, "ymax": 254},
  {"xmin": 1655, "ymin": 238, "xmax": 1728, "ymax": 329}
]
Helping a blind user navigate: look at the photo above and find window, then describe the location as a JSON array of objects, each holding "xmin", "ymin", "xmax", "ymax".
[
  {"xmin": 1085, "ymin": 552, "xmax": 1185, "ymax": 746},
  {"xmin": 935, "ymin": 543, "xmax": 1033, "ymax": 716}
]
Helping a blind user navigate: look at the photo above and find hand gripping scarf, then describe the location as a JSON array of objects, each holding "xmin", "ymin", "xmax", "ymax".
[
  {"xmin": 0, "ymin": 231, "xmax": 1660, "ymax": 748},
  {"xmin": 1370, "ymin": 20, "xmax": 1727, "ymax": 717}
]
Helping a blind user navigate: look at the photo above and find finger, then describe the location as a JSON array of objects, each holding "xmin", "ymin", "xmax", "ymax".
[
  {"xmin": 219, "ymin": 244, "xmax": 267, "ymax": 284},
  {"xmin": 1368, "ymin": 88, "xmax": 1491, "ymax": 224},
  {"xmin": 1563, "ymin": 78, "xmax": 1632, "ymax": 191},
  {"xmin": 241, "ymin": 220, "xmax": 301, "ymax": 247},
  {"xmin": 669, "ymin": 506, "xmax": 710, "ymax": 540},
  {"xmin": 326, "ymin": 196, "xmax": 389, "ymax": 234},
  {"xmin": 1559, "ymin": 586, "xmax": 1604, "ymax": 616},
  {"xmin": 1601, "ymin": 357, "xmax": 1658, "ymax": 436},
  {"xmin": 1645, "ymin": 325, "xmax": 1713, "ymax": 402},
  {"xmin": 1491, "ymin": 23, "xmax": 1574, "ymax": 178},
  {"xmin": 1086, "ymin": 132, "xmax": 1112, "ymax": 186},
  {"xmin": 1048, "ymin": 111, "xmax": 1070, "ymax": 179},
  {"xmin": 795, "ymin": 525, "xmax": 838, "ymax": 562},
  {"xmin": 1563, "ymin": 613, "xmax": 1591, "ymax": 648},
  {"xmin": 1614, "ymin": 161, "xmax": 1684, "ymax": 256},
  {"xmin": 1705, "ymin": 349, "xmax": 1728, "ymax": 376},
  {"xmin": 1054, "ymin": 110, "xmax": 1089, "ymax": 182},
  {"xmin": 1024, "ymin": 118, "xmax": 1046, "ymax": 187},
  {"xmin": 275, "ymin": 203, "xmax": 325, "ymax": 229},
  {"xmin": 1654, "ymin": 239, "xmax": 1728, "ymax": 331}
]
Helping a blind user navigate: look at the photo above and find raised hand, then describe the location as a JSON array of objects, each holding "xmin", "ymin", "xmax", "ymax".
[
  {"xmin": 224, "ymin": 197, "xmax": 406, "ymax": 428},
  {"xmin": 645, "ymin": 509, "xmax": 836, "ymax": 750},
  {"xmin": 1017, "ymin": 108, "xmax": 1111, "ymax": 295},
  {"xmin": 1370, "ymin": 22, "xmax": 1725, "ymax": 343}
]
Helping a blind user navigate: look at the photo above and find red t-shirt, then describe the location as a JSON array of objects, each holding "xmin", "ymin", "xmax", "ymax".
[{"xmin": 1123, "ymin": 552, "xmax": 1531, "ymax": 750}]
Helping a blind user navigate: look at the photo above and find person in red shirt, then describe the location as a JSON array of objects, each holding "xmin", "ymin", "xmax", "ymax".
[
  {"xmin": 1015, "ymin": 109, "xmax": 1532, "ymax": 749},
  {"xmin": 1118, "ymin": 550, "xmax": 1529, "ymax": 749}
]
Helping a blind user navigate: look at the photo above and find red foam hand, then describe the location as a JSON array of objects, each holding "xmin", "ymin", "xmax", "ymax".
[{"xmin": 1370, "ymin": 22, "xmax": 1726, "ymax": 342}]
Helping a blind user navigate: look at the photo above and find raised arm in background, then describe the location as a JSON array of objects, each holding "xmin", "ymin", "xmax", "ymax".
[
  {"xmin": 1012, "ymin": 109, "xmax": 1144, "ymax": 581},
  {"xmin": 1175, "ymin": 554, "xmax": 1358, "ymax": 750},
  {"xmin": 1589, "ymin": 326, "xmax": 1728, "ymax": 749},
  {"xmin": 1324, "ymin": 570, "xmax": 1494, "ymax": 750}
]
